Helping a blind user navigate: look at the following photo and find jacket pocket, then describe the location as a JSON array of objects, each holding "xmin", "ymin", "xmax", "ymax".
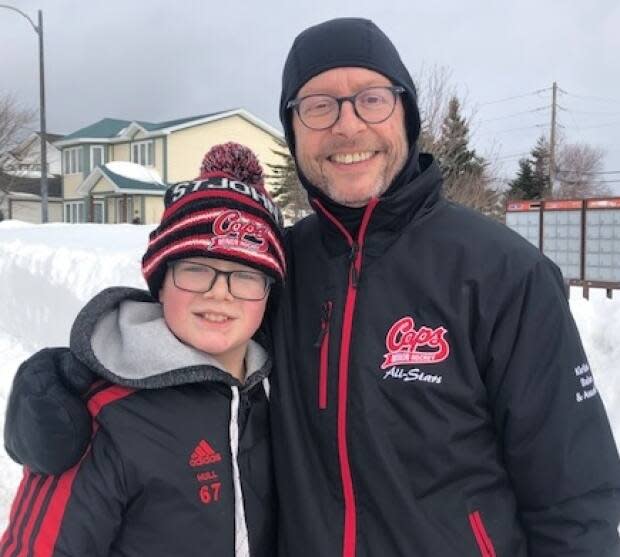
[
  {"xmin": 314, "ymin": 301, "xmax": 333, "ymax": 410},
  {"xmin": 468, "ymin": 510, "xmax": 497, "ymax": 557}
]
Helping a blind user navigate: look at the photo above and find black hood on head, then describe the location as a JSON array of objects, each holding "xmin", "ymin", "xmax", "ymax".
[{"xmin": 279, "ymin": 17, "xmax": 421, "ymax": 157}]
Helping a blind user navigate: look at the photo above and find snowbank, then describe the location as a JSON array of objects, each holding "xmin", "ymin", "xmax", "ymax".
[{"xmin": 0, "ymin": 221, "xmax": 150, "ymax": 350}]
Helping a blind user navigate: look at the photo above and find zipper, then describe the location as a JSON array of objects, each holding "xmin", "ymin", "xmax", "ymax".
[
  {"xmin": 313, "ymin": 197, "xmax": 379, "ymax": 557},
  {"xmin": 468, "ymin": 510, "xmax": 497, "ymax": 557},
  {"xmin": 315, "ymin": 301, "xmax": 333, "ymax": 409}
]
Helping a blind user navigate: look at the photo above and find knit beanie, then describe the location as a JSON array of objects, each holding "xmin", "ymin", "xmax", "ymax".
[
  {"xmin": 142, "ymin": 142, "xmax": 286, "ymax": 298},
  {"xmin": 279, "ymin": 17, "xmax": 421, "ymax": 155}
]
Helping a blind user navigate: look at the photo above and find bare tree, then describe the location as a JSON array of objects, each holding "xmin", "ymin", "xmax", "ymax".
[
  {"xmin": 413, "ymin": 64, "xmax": 456, "ymax": 153},
  {"xmin": 554, "ymin": 143, "xmax": 609, "ymax": 199},
  {"xmin": 442, "ymin": 169, "xmax": 504, "ymax": 218},
  {"xmin": 0, "ymin": 94, "xmax": 35, "ymax": 156},
  {"xmin": 0, "ymin": 94, "xmax": 37, "ymax": 208}
]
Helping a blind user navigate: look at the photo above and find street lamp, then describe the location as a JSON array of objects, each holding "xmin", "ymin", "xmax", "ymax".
[{"xmin": 0, "ymin": 5, "xmax": 48, "ymax": 223}]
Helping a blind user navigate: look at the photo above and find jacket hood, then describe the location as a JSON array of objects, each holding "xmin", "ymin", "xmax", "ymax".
[
  {"xmin": 280, "ymin": 17, "xmax": 421, "ymax": 155},
  {"xmin": 69, "ymin": 287, "xmax": 270, "ymax": 390}
]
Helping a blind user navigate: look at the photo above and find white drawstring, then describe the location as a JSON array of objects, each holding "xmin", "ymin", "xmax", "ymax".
[
  {"xmin": 262, "ymin": 377, "xmax": 270, "ymax": 400},
  {"xmin": 229, "ymin": 386, "xmax": 250, "ymax": 557}
]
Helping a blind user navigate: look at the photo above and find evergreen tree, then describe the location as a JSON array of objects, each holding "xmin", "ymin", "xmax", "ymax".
[
  {"xmin": 530, "ymin": 135, "xmax": 551, "ymax": 198},
  {"xmin": 507, "ymin": 137, "xmax": 551, "ymax": 200},
  {"xmin": 437, "ymin": 96, "xmax": 485, "ymax": 181},
  {"xmin": 265, "ymin": 137, "xmax": 311, "ymax": 224},
  {"xmin": 507, "ymin": 158, "xmax": 535, "ymax": 199},
  {"xmin": 436, "ymin": 96, "xmax": 500, "ymax": 218}
]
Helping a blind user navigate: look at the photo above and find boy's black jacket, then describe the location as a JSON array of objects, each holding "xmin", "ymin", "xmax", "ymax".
[{"xmin": 3, "ymin": 288, "xmax": 275, "ymax": 557}]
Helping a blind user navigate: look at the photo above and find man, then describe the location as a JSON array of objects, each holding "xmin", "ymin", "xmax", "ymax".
[
  {"xmin": 5, "ymin": 17, "xmax": 620, "ymax": 557},
  {"xmin": 268, "ymin": 17, "xmax": 620, "ymax": 557}
]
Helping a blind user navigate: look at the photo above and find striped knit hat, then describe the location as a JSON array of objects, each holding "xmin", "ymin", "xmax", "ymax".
[{"xmin": 142, "ymin": 142, "xmax": 286, "ymax": 298}]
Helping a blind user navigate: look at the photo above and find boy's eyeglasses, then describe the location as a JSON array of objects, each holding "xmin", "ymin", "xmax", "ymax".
[
  {"xmin": 287, "ymin": 85, "xmax": 405, "ymax": 130},
  {"xmin": 168, "ymin": 260, "xmax": 273, "ymax": 301}
]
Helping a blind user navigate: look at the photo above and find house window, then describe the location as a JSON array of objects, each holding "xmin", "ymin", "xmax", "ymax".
[
  {"xmin": 63, "ymin": 147, "xmax": 83, "ymax": 175},
  {"xmin": 90, "ymin": 146, "xmax": 104, "ymax": 170},
  {"xmin": 131, "ymin": 140, "xmax": 154, "ymax": 166},
  {"xmin": 64, "ymin": 201, "xmax": 85, "ymax": 223}
]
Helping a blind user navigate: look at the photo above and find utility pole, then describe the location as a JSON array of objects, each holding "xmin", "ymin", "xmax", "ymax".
[
  {"xmin": 37, "ymin": 9, "xmax": 48, "ymax": 223},
  {"xmin": 0, "ymin": 5, "xmax": 48, "ymax": 222},
  {"xmin": 549, "ymin": 81, "xmax": 558, "ymax": 196}
]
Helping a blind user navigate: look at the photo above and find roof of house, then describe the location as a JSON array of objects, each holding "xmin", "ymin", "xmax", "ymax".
[
  {"xmin": 101, "ymin": 166, "xmax": 167, "ymax": 192},
  {"xmin": 140, "ymin": 111, "xmax": 228, "ymax": 131},
  {"xmin": 61, "ymin": 118, "xmax": 133, "ymax": 141},
  {"xmin": 56, "ymin": 109, "xmax": 282, "ymax": 146},
  {"xmin": 62, "ymin": 111, "xmax": 230, "ymax": 141},
  {"xmin": 39, "ymin": 132, "xmax": 64, "ymax": 143}
]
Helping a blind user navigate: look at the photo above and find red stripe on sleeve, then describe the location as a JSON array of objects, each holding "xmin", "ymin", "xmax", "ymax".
[
  {"xmin": 10, "ymin": 385, "xmax": 135, "ymax": 557},
  {"xmin": 87, "ymin": 385, "xmax": 136, "ymax": 418},
  {"xmin": 27, "ymin": 421, "xmax": 108, "ymax": 557},
  {"xmin": 1, "ymin": 469, "xmax": 37, "ymax": 556},
  {"xmin": 14, "ymin": 475, "xmax": 54, "ymax": 557},
  {"xmin": 0, "ymin": 468, "xmax": 32, "ymax": 552},
  {"xmin": 30, "ymin": 465, "xmax": 82, "ymax": 557}
]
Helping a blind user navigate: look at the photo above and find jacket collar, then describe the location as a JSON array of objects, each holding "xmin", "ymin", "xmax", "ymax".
[{"xmin": 308, "ymin": 152, "xmax": 444, "ymax": 257}]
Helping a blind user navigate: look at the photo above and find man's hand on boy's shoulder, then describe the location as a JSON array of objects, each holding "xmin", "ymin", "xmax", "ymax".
[{"xmin": 4, "ymin": 347, "xmax": 95, "ymax": 475}]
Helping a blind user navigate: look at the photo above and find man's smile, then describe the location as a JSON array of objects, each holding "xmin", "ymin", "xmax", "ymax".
[{"xmin": 328, "ymin": 151, "xmax": 377, "ymax": 165}]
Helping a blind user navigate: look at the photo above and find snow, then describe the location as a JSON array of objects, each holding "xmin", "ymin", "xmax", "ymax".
[
  {"xmin": 105, "ymin": 161, "xmax": 164, "ymax": 184},
  {"xmin": 0, "ymin": 220, "xmax": 619, "ymax": 531}
]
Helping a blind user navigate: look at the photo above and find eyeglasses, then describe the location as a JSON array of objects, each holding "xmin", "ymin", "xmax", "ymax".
[
  {"xmin": 168, "ymin": 260, "xmax": 273, "ymax": 301},
  {"xmin": 287, "ymin": 85, "xmax": 405, "ymax": 130}
]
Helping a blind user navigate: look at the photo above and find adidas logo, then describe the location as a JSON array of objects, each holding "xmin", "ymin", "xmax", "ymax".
[{"xmin": 190, "ymin": 439, "xmax": 222, "ymax": 467}]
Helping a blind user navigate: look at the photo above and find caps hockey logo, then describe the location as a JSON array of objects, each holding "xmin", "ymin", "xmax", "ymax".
[
  {"xmin": 382, "ymin": 316, "xmax": 450, "ymax": 369},
  {"xmin": 210, "ymin": 209, "xmax": 268, "ymax": 252}
]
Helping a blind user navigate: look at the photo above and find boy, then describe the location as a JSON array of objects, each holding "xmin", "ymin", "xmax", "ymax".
[{"xmin": 1, "ymin": 143, "xmax": 285, "ymax": 557}]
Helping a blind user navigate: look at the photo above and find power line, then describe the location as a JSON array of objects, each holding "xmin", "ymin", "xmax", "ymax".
[
  {"xmin": 561, "ymin": 91, "xmax": 620, "ymax": 105},
  {"xmin": 479, "ymin": 88, "xmax": 551, "ymax": 107},
  {"xmin": 561, "ymin": 121, "xmax": 620, "ymax": 130},
  {"xmin": 559, "ymin": 179, "xmax": 620, "ymax": 184},
  {"xmin": 561, "ymin": 108, "xmax": 620, "ymax": 116},
  {"xmin": 478, "ymin": 123, "xmax": 548, "ymax": 136},
  {"xmin": 557, "ymin": 169, "xmax": 620, "ymax": 175},
  {"xmin": 495, "ymin": 152, "xmax": 530, "ymax": 161},
  {"xmin": 479, "ymin": 106, "xmax": 550, "ymax": 124}
]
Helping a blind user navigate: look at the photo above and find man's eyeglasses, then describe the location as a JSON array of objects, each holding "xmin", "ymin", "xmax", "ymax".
[
  {"xmin": 287, "ymin": 85, "xmax": 405, "ymax": 130},
  {"xmin": 168, "ymin": 260, "xmax": 273, "ymax": 301}
]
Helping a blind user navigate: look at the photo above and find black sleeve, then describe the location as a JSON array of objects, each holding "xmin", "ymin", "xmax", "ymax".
[
  {"xmin": 485, "ymin": 258, "xmax": 620, "ymax": 556},
  {"xmin": 2, "ymin": 427, "xmax": 125, "ymax": 557},
  {"xmin": 4, "ymin": 347, "xmax": 95, "ymax": 475}
]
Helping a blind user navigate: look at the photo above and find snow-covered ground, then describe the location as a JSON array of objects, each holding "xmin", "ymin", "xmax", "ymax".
[{"xmin": 0, "ymin": 220, "xmax": 619, "ymax": 532}]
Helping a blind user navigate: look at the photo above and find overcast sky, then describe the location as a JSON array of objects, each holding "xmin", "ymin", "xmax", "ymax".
[{"xmin": 1, "ymin": 0, "xmax": 619, "ymax": 190}]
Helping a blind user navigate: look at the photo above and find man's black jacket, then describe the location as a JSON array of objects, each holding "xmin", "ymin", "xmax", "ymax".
[{"xmin": 269, "ymin": 154, "xmax": 620, "ymax": 556}]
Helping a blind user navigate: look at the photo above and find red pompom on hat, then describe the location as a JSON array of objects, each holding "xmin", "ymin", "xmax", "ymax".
[
  {"xmin": 199, "ymin": 141, "xmax": 265, "ymax": 189},
  {"xmin": 142, "ymin": 143, "xmax": 285, "ymax": 298}
]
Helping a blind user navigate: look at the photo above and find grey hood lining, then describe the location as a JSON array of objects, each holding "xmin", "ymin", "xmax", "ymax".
[{"xmin": 69, "ymin": 287, "xmax": 270, "ymax": 390}]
